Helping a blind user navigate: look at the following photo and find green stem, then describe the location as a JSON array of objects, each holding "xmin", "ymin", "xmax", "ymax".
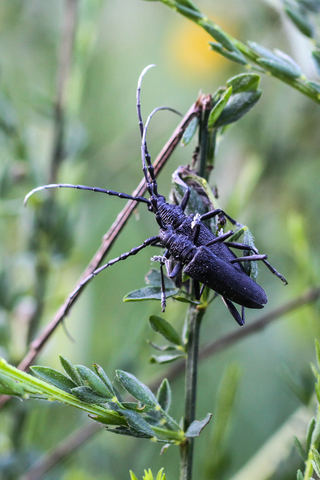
[
  {"xmin": 0, "ymin": 359, "xmax": 124, "ymax": 425},
  {"xmin": 180, "ymin": 305, "xmax": 205, "ymax": 480},
  {"xmin": 304, "ymin": 403, "xmax": 320, "ymax": 479},
  {"xmin": 157, "ymin": 0, "xmax": 320, "ymax": 104}
]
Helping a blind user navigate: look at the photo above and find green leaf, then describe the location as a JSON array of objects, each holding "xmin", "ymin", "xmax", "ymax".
[
  {"xmin": 157, "ymin": 379, "xmax": 172, "ymax": 412},
  {"xmin": 149, "ymin": 315, "xmax": 181, "ymax": 345},
  {"xmin": 121, "ymin": 402, "xmax": 154, "ymax": 412},
  {"xmin": 93, "ymin": 364, "xmax": 116, "ymax": 396},
  {"xmin": 214, "ymin": 90, "xmax": 262, "ymax": 128},
  {"xmin": 312, "ymin": 448, "xmax": 320, "ymax": 476},
  {"xmin": 258, "ymin": 58, "xmax": 302, "ymax": 79},
  {"xmin": 307, "ymin": 417, "xmax": 316, "ymax": 451},
  {"xmin": 74, "ymin": 365, "xmax": 113, "ymax": 398},
  {"xmin": 316, "ymin": 340, "xmax": 320, "ymax": 370},
  {"xmin": 294, "ymin": 436, "xmax": 307, "ymax": 460},
  {"xmin": 0, "ymin": 372, "xmax": 25, "ymax": 396},
  {"xmin": 308, "ymin": 81, "xmax": 320, "ymax": 93},
  {"xmin": 209, "ymin": 42, "xmax": 247, "ymax": 65},
  {"xmin": 274, "ymin": 49, "xmax": 303, "ymax": 76},
  {"xmin": 312, "ymin": 50, "xmax": 320, "ymax": 77},
  {"xmin": 296, "ymin": 470, "xmax": 304, "ymax": 480},
  {"xmin": 31, "ymin": 366, "xmax": 77, "ymax": 393},
  {"xmin": 208, "ymin": 87, "xmax": 233, "ymax": 129},
  {"xmin": 130, "ymin": 471, "xmax": 139, "ymax": 480},
  {"xmin": 124, "ymin": 286, "xmax": 179, "ymax": 302},
  {"xmin": 175, "ymin": 3, "xmax": 204, "ymax": 22},
  {"xmin": 121, "ymin": 409, "xmax": 155, "ymax": 438},
  {"xmin": 284, "ymin": 4, "xmax": 315, "ymax": 38},
  {"xmin": 148, "ymin": 341, "xmax": 177, "ymax": 352},
  {"xmin": 59, "ymin": 355, "xmax": 84, "ymax": 386},
  {"xmin": 311, "ymin": 416, "xmax": 320, "ymax": 447},
  {"xmin": 175, "ymin": 0, "xmax": 200, "ymax": 13},
  {"xmin": 202, "ymin": 24, "xmax": 236, "ymax": 52},
  {"xmin": 145, "ymin": 269, "xmax": 176, "ymax": 289},
  {"xmin": 156, "ymin": 468, "xmax": 165, "ymax": 480},
  {"xmin": 248, "ymin": 41, "xmax": 279, "ymax": 60},
  {"xmin": 226, "ymin": 73, "xmax": 260, "ymax": 93},
  {"xmin": 150, "ymin": 353, "xmax": 186, "ymax": 364},
  {"xmin": 173, "ymin": 295, "xmax": 201, "ymax": 305},
  {"xmin": 185, "ymin": 413, "xmax": 212, "ymax": 437},
  {"xmin": 71, "ymin": 386, "xmax": 108, "ymax": 404},
  {"xmin": 299, "ymin": 0, "xmax": 320, "ymax": 11},
  {"xmin": 116, "ymin": 370, "xmax": 158, "ymax": 406},
  {"xmin": 181, "ymin": 117, "xmax": 199, "ymax": 146}
]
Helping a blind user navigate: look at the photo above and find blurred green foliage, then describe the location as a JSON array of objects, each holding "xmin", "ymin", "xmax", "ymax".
[{"xmin": 0, "ymin": 0, "xmax": 320, "ymax": 479}]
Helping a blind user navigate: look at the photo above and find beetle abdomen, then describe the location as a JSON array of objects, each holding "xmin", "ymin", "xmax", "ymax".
[{"xmin": 184, "ymin": 246, "xmax": 268, "ymax": 309}]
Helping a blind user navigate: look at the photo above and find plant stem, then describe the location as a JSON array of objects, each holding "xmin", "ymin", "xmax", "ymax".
[
  {"xmin": 180, "ymin": 305, "xmax": 205, "ymax": 480},
  {"xmin": 157, "ymin": 0, "xmax": 320, "ymax": 104}
]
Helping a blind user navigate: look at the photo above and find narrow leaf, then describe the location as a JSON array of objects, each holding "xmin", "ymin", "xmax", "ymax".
[
  {"xmin": 157, "ymin": 379, "xmax": 172, "ymax": 412},
  {"xmin": 124, "ymin": 286, "xmax": 178, "ymax": 302},
  {"xmin": 209, "ymin": 42, "xmax": 247, "ymax": 65},
  {"xmin": 308, "ymin": 81, "xmax": 320, "ymax": 93},
  {"xmin": 176, "ymin": 0, "xmax": 200, "ymax": 14},
  {"xmin": 148, "ymin": 341, "xmax": 177, "ymax": 352},
  {"xmin": 311, "ymin": 416, "xmax": 320, "ymax": 447},
  {"xmin": 202, "ymin": 24, "xmax": 236, "ymax": 52},
  {"xmin": 181, "ymin": 117, "xmax": 198, "ymax": 146},
  {"xmin": 214, "ymin": 90, "xmax": 262, "ymax": 128},
  {"xmin": 226, "ymin": 73, "xmax": 260, "ymax": 93},
  {"xmin": 307, "ymin": 417, "xmax": 316, "ymax": 451},
  {"xmin": 258, "ymin": 58, "xmax": 301, "ymax": 79},
  {"xmin": 31, "ymin": 366, "xmax": 77, "ymax": 393},
  {"xmin": 75, "ymin": 365, "xmax": 113, "ymax": 398},
  {"xmin": 93, "ymin": 364, "xmax": 115, "ymax": 396},
  {"xmin": 274, "ymin": 49, "xmax": 303, "ymax": 75},
  {"xmin": 0, "ymin": 372, "xmax": 25, "ymax": 396},
  {"xmin": 59, "ymin": 355, "xmax": 83, "ymax": 386},
  {"xmin": 149, "ymin": 315, "xmax": 181, "ymax": 346},
  {"xmin": 300, "ymin": 0, "xmax": 320, "ymax": 12},
  {"xmin": 312, "ymin": 50, "xmax": 320, "ymax": 77},
  {"xmin": 294, "ymin": 436, "xmax": 307, "ymax": 460},
  {"xmin": 208, "ymin": 87, "xmax": 232, "ymax": 129},
  {"xmin": 130, "ymin": 471, "xmax": 139, "ymax": 480},
  {"xmin": 150, "ymin": 353, "xmax": 186, "ymax": 364},
  {"xmin": 116, "ymin": 370, "xmax": 158, "ymax": 406},
  {"xmin": 185, "ymin": 413, "xmax": 212, "ymax": 437},
  {"xmin": 297, "ymin": 471, "xmax": 304, "ymax": 480},
  {"xmin": 312, "ymin": 448, "xmax": 320, "ymax": 476},
  {"xmin": 248, "ymin": 41, "xmax": 281, "ymax": 61},
  {"xmin": 285, "ymin": 5, "xmax": 315, "ymax": 38},
  {"xmin": 71, "ymin": 386, "xmax": 107, "ymax": 404},
  {"xmin": 173, "ymin": 295, "xmax": 200, "ymax": 305},
  {"xmin": 145, "ymin": 269, "xmax": 176, "ymax": 289},
  {"xmin": 121, "ymin": 409, "xmax": 155, "ymax": 438}
]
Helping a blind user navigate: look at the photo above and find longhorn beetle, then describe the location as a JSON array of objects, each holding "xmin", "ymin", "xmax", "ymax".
[{"xmin": 25, "ymin": 65, "xmax": 287, "ymax": 326}]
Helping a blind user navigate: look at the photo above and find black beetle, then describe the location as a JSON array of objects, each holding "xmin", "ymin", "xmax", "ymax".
[{"xmin": 25, "ymin": 65, "xmax": 287, "ymax": 326}]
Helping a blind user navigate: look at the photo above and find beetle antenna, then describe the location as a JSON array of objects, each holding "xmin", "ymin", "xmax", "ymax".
[
  {"xmin": 24, "ymin": 183, "xmax": 150, "ymax": 206},
  {"xmin": 141, "ymin": 106, "xmax": 182, "ymax": 198}
]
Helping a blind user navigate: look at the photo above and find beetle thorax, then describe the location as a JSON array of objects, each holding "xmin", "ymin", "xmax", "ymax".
[{"xmin": 157, "ymin": 200, "xmax": 185, "ymax": 227}]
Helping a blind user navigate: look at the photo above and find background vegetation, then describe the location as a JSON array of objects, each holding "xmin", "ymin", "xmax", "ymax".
[{"xmin": 0, "ymin": 0, "xmax": 319, "ymax": 479}]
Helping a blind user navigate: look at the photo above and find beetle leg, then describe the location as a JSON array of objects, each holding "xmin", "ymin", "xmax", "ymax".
[
  {"xmin": 159, "ymin": 262, "xmax": 167, "ymax": 312},
  {"xmin": 230, "ymin": 254, "xmax": 267, "ymax": 263},
  {"xmin": 180, "ymin": 187, "xmax": 191, "ymax": 212},
  {"xmin": 205, "ymin": 230, "xmax": 234, "ymax": 246},
  {"xmin": 67, "ymin": 236, "xmax": 160, "ymax": 309},
  {"xmin": 200, "ymin": 209, "xmax": 242, "ymax": 227},
  {"xmin": 221, "ymin": 297, "xmax": 245, "ymax": 326},
  {"xmin": 193, "ymin": 280, "xmax": 201, "ymax": 300},
  {"xmin": 225, "ymin": 242, "xmax": 288, "ymax": 285}
]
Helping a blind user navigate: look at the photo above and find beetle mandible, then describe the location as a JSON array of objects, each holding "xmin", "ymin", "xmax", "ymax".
[{"xmin": 25, "ymin": 65, "xmax": 287, "ymax": 326}]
